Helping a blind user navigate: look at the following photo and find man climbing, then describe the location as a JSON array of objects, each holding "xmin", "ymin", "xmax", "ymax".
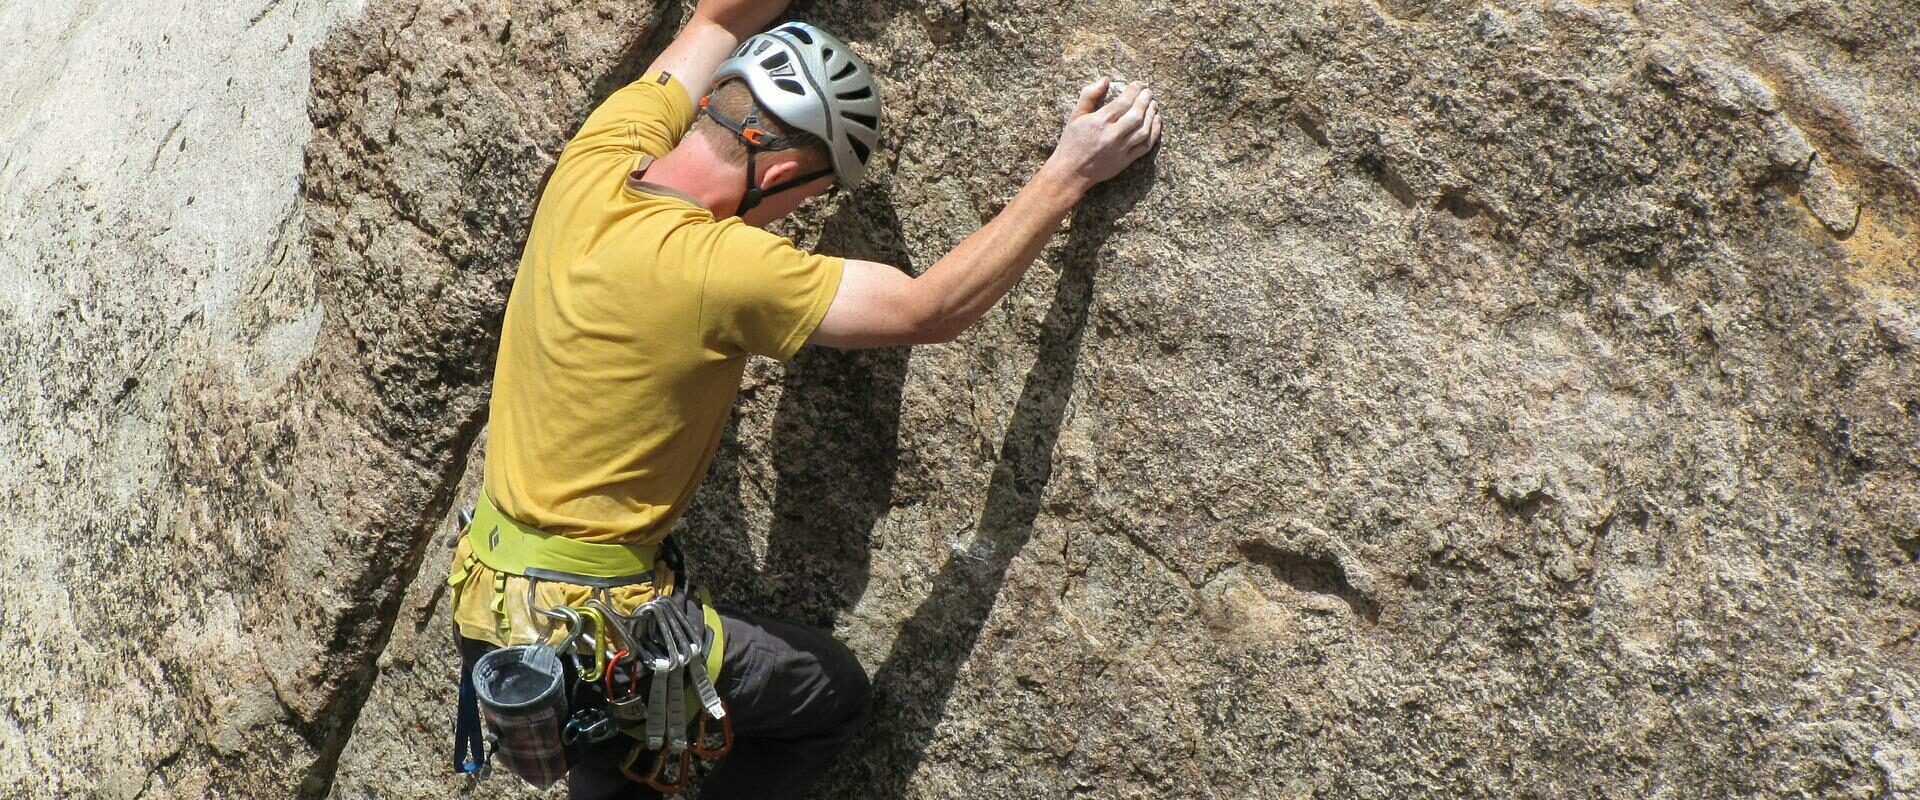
[{"xmin": 446, "ymin": 0, "xmax": 1162, "ymax": 797}]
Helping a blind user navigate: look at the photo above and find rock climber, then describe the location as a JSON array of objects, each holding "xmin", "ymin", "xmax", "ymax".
[{"xmin": 446, "ymin": 0, "xmax": 1162, "ymax": 797}]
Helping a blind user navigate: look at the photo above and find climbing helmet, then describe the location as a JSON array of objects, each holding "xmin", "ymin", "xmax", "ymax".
[{"xmin": 712, "ymin": 21, "xmax": 882, "ymax": 187}]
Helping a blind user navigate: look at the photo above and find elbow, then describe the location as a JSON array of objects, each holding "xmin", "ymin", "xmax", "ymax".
[
  {"xmin": 913, "ymin": 290, "xmax": 981, "ymax": 344},
  {"xmin": 892, "ymin": 288, "xmax": 962, "ymax": 344},
  {"xmin": 906, "ymin": 316, "xmax": 967, "ymax": 345}
]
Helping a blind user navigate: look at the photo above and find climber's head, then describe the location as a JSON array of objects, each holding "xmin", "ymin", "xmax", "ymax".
[{"xmin": 693, "ymin": 22, "xmax": 882, "ymax": 224}]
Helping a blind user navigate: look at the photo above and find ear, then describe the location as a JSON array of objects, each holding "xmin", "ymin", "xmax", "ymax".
[{"xmin": 756, "ymin": 156, "xmax": 804, "ymax": 191}]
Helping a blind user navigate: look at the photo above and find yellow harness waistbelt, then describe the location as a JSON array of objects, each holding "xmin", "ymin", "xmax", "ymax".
[{"xmin": 465, "ymin": 489, "xmax": 659, "ymax": 585}]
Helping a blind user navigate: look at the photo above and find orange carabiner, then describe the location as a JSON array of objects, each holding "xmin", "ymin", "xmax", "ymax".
[
  {"xmin": 646, "ymin": 747, "xmax": 693, "ymax": 794},
  {"xmin": 693, "ymin": 702, "xmax": 733, "ymax": 759},
  {"xmin": 603, "ymin": 649, "xmax": 635, "ymax": 700},
  {"xmin": 618, "ymin": 740, "xmax": 653, "ymax": 784}
]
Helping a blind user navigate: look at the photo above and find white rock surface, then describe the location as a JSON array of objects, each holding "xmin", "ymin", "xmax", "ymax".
[{"xmin": 0, "ymin": 0, "xmax": 360, "ymax": 796}]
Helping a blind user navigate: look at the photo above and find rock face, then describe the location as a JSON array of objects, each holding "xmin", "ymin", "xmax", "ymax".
[
  {"xmin": 1, "ymin": 1, "xmax": 367, "ymax": 797},
  {"xmin": 4, "ymin": 0, "xmax": 1917, "ymax": 798}
]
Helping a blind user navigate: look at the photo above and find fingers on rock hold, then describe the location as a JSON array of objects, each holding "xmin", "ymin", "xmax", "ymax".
[
  {"xmin": 1129, "ymin": 115, "xmax": 1163, "ymax": 156},
  {"xmin": 1075, "ymin": 77, "xmax": 1109, "ymax": 116},
  {"xmin": 1106, "ymin": 81, "xmax": 1146, "ymax": 118}
]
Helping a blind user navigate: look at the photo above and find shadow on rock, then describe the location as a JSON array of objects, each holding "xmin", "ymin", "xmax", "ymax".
[
  {"xmin": 678, "ymin": 180, "xmax": 913, "ymax": 629},
  {"xmin": 761, "ymin": 183, "xmax": 916, "ymax": 627},
  {"xmin": 825, "ymin": 158, "xmax": 1159, "ymax": 798}
]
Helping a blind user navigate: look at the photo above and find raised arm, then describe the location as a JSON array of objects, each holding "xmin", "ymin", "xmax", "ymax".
[
  {"xmin": 809, "ymin": 78, "xmax": 1163, "ymax": 348},
  {"xmin": 645, "ymin": 0, "xmax": 792, "ymax": 105}
]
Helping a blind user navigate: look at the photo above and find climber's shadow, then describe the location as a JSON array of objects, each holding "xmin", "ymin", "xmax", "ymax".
[
  {"xmin": 677, "ymin": 180, "xmax": 912, "ymax": 627},
  {"xmin": 683, "ymin": 150, "xmax": 1158, "ymax": 798},
  {"xmin": 756, "ymin": 185, "xmax": 914, "ymax": 625},
  {"xmin": 818, "ymin": 157, "xmax": 1160, "ymax": 798}
]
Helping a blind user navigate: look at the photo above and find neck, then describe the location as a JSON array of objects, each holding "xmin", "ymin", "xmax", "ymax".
[{"xmin": 645, "ymin": 135, "xmax": 743, "ymax": 217}]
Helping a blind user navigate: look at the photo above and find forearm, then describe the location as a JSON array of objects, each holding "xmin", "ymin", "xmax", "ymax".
[
  {"xmin": 806, "ymin": 78, "xmax": 1158, "ymax": 350},
  {"xmin": 650, "ymin": 0, "xmax": 790, "ymax": 104},
  {"xmin": 690, "ymin": 0, "xmax": 790, "ymax": 37},
  {"xmin": 912, "ymin": 164, "xmax": 1088, "ymax": 339}
]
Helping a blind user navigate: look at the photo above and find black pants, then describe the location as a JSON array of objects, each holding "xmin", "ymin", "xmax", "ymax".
[{"xmin": 461, "ymin": 595, "xmax": 870, "ymax": 800}]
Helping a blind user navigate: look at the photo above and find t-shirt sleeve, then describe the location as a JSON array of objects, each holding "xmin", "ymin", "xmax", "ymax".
[
  {"xmin": 700, "ymin": 224, "xmax": 846, "ymax": 361},
  {"xmin": 565, "ymin": 70, "xmax": 697, "ymax": 162}
]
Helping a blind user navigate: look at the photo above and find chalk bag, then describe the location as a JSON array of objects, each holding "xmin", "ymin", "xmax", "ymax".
[{"xmin": 473, "ymin": 644, "xmax": 570, "ymax": 788}]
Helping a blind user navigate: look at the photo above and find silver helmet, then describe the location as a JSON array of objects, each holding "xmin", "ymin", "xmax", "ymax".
[{"xmin": 712, "ymin": 22, "xmax": 882, "ymax": 187}]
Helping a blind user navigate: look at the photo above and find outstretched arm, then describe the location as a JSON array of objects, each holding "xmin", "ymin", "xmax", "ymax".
[
  {"xmin": 646, "ymin": 0, "xmax": 791, "ymax": 105},
  {"xmin": 809, "ymin": 78, "xmax": 1164, "ymax": 348}
]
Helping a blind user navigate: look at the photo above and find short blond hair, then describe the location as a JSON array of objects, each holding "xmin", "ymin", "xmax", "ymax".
[{"xmin": 695, "ymin": 80, "xmax": 830, "ymax": 170}]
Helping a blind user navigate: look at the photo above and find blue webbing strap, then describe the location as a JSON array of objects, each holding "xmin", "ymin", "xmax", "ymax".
[{"xmin": 454, "ymin": 662, "xmax": 489, "ymax": 775}]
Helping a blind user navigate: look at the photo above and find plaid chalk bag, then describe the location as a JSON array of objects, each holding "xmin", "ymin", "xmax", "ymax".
[{"xmin": 473, "ymin": 644, "xmax": 570, "ymax": 788}]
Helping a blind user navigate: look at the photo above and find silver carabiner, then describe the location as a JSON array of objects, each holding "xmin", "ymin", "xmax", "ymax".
[{"xmin": 523, "ymin": 578, "xmax": 587, "ymax": 648}]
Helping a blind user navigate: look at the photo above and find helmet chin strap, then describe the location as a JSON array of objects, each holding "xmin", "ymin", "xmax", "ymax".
[
  {"xmin": 737, "ymin": 149, "xmax": 834, "ymax": 219},
  {"xmin": 701, "ymin": 96, "xmax": 834, "ymax": 218}
]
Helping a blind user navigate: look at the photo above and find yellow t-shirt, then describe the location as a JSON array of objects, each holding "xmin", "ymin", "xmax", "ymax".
[{"xmin": 451, "ymin": 71, "xmax": 844, "ymax": 644}]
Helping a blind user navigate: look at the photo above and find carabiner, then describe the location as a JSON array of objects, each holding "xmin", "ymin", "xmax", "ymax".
[
  {"xmin": 587, "ymin": 595, "xmax": 654, "ymax": 669},
  {"xmin": 552, "ymin": 605, "xmax": 587, "ymax": 650},
  {"xmin": 619, "ymin": 740, "xmax": 651, "ymax": 784},
  {"xmin": 617, "ymin": 741, "xmax": 691, "ymax": 794},
  {"xmin": 603, "ymin": 648, "xmax": 637, "ymax": 701},
  {"xmin": 694, "ymin": 700, "xmax": 734, "ymax": 759},
  {"xmin": 522, "ymin": 577, "xmax": 589, "ymax": 650},
  {"xmin": 573, "ymin": 606, "xmax": 611, "ymax": 683},
  {"xmin": 524, "ymin": 577, "xmax": 573, "ymax": 623},
  {"xmin": 646, "ymin": 745, "xmax": 693, "ymax": 795}
]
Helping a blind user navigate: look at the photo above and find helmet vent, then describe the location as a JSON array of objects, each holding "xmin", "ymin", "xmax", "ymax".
[
  {"xmin": 835, "ymin": 86, "xmax": 873, "ymax": 101},
  {"xmin": 831, "ymin": 61, "xmax": 858, "ymax": 81},
  {"xmin": 760, "ymin": 51, "xmax": 792, "ymax": 72},
  {"xmin": 750, "ymin": 40, "xmax": 772, "ymax": 55},
  {"xmin": 848, "ymin": 138, "xmax": 871, "ymax": 164},
  {"xmin": 822, "ymin": 47, "xmax": 836, "ymax": 62},
  {"xmin": 774, "ymin": 78, "xmax": 806, "ymax": 95},
  {"xmin": 789, "ymin": 27, "xmax": 814, "ymax": 44},
  {"xmin": 841, "ymin": 111, "xmax": 878, "ymax": 130}
]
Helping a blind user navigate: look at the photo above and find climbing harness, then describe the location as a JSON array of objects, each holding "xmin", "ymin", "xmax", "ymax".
[{"xmin": 449, "ymin": 489, "xmax": 733, "ymax": 788}]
